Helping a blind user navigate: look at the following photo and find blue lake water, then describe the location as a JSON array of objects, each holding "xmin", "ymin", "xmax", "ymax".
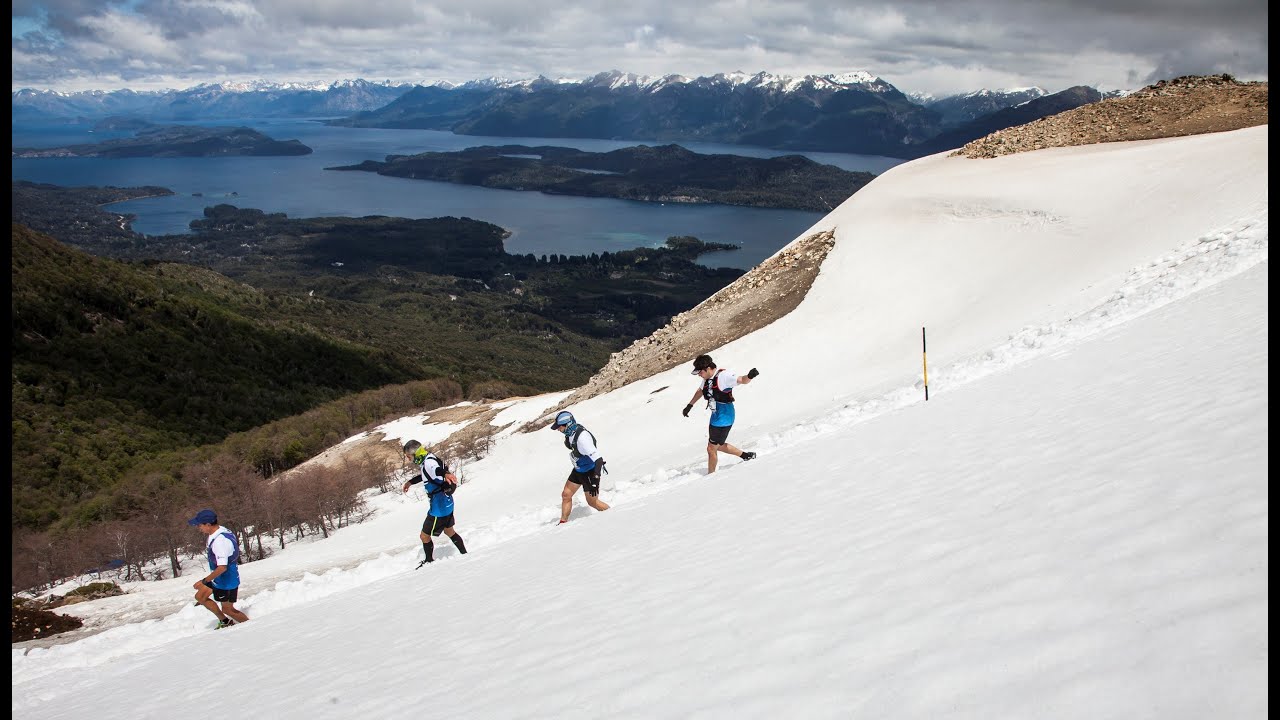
[{"xmin": 11, "ymin": 119, "xmax": 906, "ymax": 269}]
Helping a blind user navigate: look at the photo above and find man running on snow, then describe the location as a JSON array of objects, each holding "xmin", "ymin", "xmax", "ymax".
[
  {"xmin": 402, "ymin": 440, "xmax": 468, "ymax": 567},
  {"xmin": 550, "ymin": 411, "xmax": 611, "ymax": 524},
  {"xmin": 188, "ymin": 509, "xmax": 250, "ymax": 629},
  {"xmin": 683, "ymin": 354, "xmax": 759, "ymax": 473}
]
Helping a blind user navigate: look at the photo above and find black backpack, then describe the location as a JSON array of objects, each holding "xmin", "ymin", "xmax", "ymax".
[{"xmin": 701, "ymin": 370, "xmax": 735, "ymax": 403}]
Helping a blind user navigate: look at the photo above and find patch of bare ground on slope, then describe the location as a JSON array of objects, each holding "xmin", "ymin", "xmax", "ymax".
[
  {"xmin": 508, "ymin": 229, "xmax": 838, "ymax": 433},
  {"xmin": 955, "ymin": 74, "xmax": 1268, "ymax": 159},
  {"xmin": 301, "ymin": 400, "xmax": 526, "ymax": 480}
]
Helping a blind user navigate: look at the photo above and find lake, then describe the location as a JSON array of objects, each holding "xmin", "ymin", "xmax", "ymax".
[{"xmin": 11, "ymin": 119, "xmax": 906, "ymax": 269}]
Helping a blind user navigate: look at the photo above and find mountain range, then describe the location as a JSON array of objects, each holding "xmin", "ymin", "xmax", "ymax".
[
  {"xmin": 12, "ymin": 71, "xmax": 1117, "ymax": 159},
  {"xmin": 11, "ymin": 79, "xmax": 415, "ymax": 122}
]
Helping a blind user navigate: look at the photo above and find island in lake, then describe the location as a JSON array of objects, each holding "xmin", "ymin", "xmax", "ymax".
[
  {"xmin": 12, "ymin": 125, "xmax": 313, "ymax": 158},
  {"xmin": 329, "ymin": 143, "xmax": 873, "ymax": 212},
  {"xmin": 12, "ymin": 181, "xmax": 747, "ymax": 348}
]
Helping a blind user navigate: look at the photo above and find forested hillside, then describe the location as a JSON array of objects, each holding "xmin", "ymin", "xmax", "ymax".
[{"xmin": 12, "ymin": 224, "xmax": 429, "ymax": 527}]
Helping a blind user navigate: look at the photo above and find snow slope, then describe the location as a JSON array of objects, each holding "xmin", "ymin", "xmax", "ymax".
[{"xmin": 12, "ymin": 126, "xmax": 1267, "ymax": 720}]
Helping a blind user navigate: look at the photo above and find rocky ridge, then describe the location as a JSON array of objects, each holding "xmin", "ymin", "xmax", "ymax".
[
  {"xmin": 954, "ymin": 74, "xmax": 1267, "ymax": 159},
  {"xmin": 547, "ymin": 230, "xmax": 837, "ymax": 412}
]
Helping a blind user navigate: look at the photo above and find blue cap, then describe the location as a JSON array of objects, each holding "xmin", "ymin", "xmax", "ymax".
[
  {"xmin": 188, "ymin": 509, "xmax": 218, "ymax": 526},
  {"xmin": 552, "ymin": 411, "xmax": 575, "ymax": 428}
]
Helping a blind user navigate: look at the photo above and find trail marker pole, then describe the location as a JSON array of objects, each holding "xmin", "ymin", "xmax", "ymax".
[{"xmin": 922, "ymin": 327, "xmax": 929, "ymax": 401}]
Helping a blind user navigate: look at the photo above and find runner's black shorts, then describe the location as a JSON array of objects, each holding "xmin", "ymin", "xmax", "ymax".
[
  {"xmin": 422, "ymin": 513, "xmax": 456, "ymax": 536},
  {"xmin": 708, "ymin": 424, "xmax": 733, "ymax": 445},
  {"xmin": 567, "ymin": 461, "xmax": 604, "ymax": 497},
  {"xmin": 201, "ymin": 580, "xmax": 239, "ymax": 603}
]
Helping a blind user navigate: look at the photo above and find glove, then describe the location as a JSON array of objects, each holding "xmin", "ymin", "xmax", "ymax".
[
  {"xmin": 682, "ymin": 403, "xmax": 693, "ymax": 417},
  {"xmin": 443, "ymin": 482, "xmax": 457, "ymax": 496},
  {"xmin": 747, "ymin": 368, "xmax": 759, "ymax": 379}
]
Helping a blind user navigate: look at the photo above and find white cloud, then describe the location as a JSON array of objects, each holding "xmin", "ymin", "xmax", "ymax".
[{"xmin": 11, "ymin": 0, "xmax": 1267, "ymax": 95}]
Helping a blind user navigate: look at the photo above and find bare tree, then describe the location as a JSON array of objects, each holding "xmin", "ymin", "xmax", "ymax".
[
  {"xmin": 95, "ymin": 519, "xmax": 156, "ymax": 583},
  {"xmin": 12, "ymin": 528, "xmax": 57, "ymax": 592},
  {"xmin": 121, "ymin": 472, "xmax": 192, "ymax": 578},
  {"xmin": 182, "ymin": 452, "xmax": 268, "ymax": 563}
]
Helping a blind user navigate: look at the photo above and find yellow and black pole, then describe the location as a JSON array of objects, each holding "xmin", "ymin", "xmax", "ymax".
[{"xmin": 922, "ymin": 327, "xmax": 929, "ymax": 401}]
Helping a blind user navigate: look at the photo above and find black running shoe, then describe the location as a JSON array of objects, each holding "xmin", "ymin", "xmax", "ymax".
[{"xmin": 741, "ymin": 451, "xmax": 757, "ymax": 461}]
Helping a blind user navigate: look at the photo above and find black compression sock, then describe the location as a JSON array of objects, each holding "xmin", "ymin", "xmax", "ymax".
[
  {"xmin": 422, "ymin": 542, "xmax": 434, "ymax": 562},
  {"xmin": 450, "ymin": 534, "xmax": 468, "ymax": 554}
]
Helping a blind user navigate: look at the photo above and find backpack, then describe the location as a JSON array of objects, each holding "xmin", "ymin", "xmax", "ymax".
[
  {"xmin": 701, "ymin": 370, "xmax": 735, "ymax": 403},
  {"xmin": 564, "ymin": 426, "xmax": 608, "ymax": 475},
  {"xmin": 421, "ymin": 453, "xmax": 457, "ymax": 496},
  {"xmin": 563, "ymin": 425, "xmax": 596, "ymax": 460}
]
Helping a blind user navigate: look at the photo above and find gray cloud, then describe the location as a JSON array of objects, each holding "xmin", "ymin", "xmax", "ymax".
[{"xmin": 11, "ymin": 0, "xmax": 1268, "ymax": 96}]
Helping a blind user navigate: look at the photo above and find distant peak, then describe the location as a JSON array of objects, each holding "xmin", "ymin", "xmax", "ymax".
[{"xmin": 826, "ymin": 70, "xmax": 879, "ymax": 85}]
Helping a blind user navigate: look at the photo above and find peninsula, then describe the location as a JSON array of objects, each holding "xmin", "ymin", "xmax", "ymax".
[
  {"xmin": 329, "ymin": 144, "xmax": 872, "ymax": 212},
  {"xmin": 12, "ymin": 125, "xmax": 313, "ymax": 158}
]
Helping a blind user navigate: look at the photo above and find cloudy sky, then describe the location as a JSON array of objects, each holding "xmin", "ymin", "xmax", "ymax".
[{"xmin": 10, "ymin": 1, "xmax": 1269, "ymax": 100}]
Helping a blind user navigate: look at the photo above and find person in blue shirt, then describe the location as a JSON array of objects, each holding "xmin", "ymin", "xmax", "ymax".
[
  {"xmin": 550, "ymin": 411, "xmax": 611, "ymax": 524},
  {"xmin": 683, "ymin": 354, "xmax": 759, "ymax": 473},
  {"xmin": 188, "ymin": 509, "xmax": 250, "ymax": 629},
  {"xmin": 402, "ymin": 440, "xmax": 468, "ymax": 568}
]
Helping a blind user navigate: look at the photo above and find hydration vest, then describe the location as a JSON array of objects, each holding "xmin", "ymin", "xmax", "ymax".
[
  {"xmin": 417, "ymin": 452, "xmax": 453, "ymax": 496},
  {"xmin": 205, "ymin": 529, "xmax": 242, "ymax": 590},
  {"xmin": 702, "ymin": 370, "xmax": 734, "ymax": 404},
  {"xmin": 206, "ymin": 530, "xmax": 240, "ymax": 568},
  {"xmin": 563, "ymin": 425, "xmax": 596, "ymax": 459}
]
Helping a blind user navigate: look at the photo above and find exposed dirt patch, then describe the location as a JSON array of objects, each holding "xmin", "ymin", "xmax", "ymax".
[
  {"xmin": 12, "ymin": 604, "xmax": 84, "ymax": 643},
  {"xmin": 301, "ymin": 399, "xmax": 544, "ymax": 479},
  {"xmin": 423, "ymin": 401, "xmax": 539, "ymax": 465},
  {"xmin": 955, "ymin": 74, "xmax": 1268, "ymax": 159},
  {"xmin": 509, "ymin": 230, "xmax": 837, "ymax": 430}
]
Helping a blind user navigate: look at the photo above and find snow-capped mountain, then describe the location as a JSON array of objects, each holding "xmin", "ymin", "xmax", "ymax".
[
  {"xmin": 917, "ymin": 86, "xmax": 1050, "ymax": 128},
  {"xmin": 13, "ymin": 71, "xmax": 1112, "ymax": 158},
  {"xmin": 12, "ymin": 79, "xmax": 416, "ymax": 121},
  {"xmin": 903, "ymin": 85, "xmax": 1103, "ymax": 158},
  {"xmin": 333, "ymin": 69, "xmax": 935, "ymax": 156},
  {"xmin": 12, "ymin": 87, "xmax": 168, "ymax": 120}
]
